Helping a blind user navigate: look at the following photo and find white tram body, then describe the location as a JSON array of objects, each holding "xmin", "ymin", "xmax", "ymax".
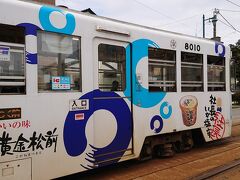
[{"xmin": 0, "ymin": 1, "xmax": 231, "ymax": 179}]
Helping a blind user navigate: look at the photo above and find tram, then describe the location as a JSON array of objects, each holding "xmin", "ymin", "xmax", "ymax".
[{"xmin": 0, "ymin": 0, "xmax": 231, "ymax": 179}]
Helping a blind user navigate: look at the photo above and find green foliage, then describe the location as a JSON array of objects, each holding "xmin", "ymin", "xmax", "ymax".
[
  {"xmin": 230, "ymin": 40, "xmax": 240, "ymax": 66},
  {"xmin": 230, "ymin": 40, "xmax": 240, "ymax": 90}
]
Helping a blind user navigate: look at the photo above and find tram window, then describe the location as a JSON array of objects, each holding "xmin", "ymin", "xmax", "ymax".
[
  {"xmin": 98, "ymin": 44, "xmax": 126, "ymax": 91},
  {"xmin": 148, "ymin": 47, "xmax": 176, "ymax": 92},
  {"xmin": 208, "ymin": 55, "xmax": 225, "ymax": 91},
  {"xmin": 0, "ymin": 24, "xmax": 25, "ymax": 94},
  {"xmin": 37, "ymin": 31, "xmax": 81, "ymax": 92},
  {"xmin": 181, "ymin": 52, "xmax": 203, "ymax": 92}
]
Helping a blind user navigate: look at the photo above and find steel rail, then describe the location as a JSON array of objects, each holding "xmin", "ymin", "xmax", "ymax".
[{"xmin": 189, "ymin": 158, "xmax": 240, "ymax": 180}]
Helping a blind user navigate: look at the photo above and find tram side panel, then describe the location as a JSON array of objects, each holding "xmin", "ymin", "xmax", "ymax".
[{"xmin": 0, "ymin": 1, "xmax": 95, "ymax": 179}]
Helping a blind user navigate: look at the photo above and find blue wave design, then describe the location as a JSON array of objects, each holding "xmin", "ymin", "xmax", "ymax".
[{"xmin": 124, "ymin": 39, "xmax": 166, "ymax": 108}]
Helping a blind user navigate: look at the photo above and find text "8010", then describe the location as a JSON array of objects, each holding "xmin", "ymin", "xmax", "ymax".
[{"xmin": 185, "ymin": 43, "xmax": 201, "ymax": 52}]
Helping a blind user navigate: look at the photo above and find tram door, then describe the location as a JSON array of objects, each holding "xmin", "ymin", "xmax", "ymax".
[{"xmin": 93, "ymin": 38, "xmax": 133, "ymax": 166}]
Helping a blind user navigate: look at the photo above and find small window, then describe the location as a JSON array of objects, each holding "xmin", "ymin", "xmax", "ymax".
[
  {"xmin": 0, "ymin": 24, "xmax": 25, "ymax": 44},
  {"xmin": 181, "ymin": 52, "xmax": 203, "ymax": 92},
  {"xmin": 98, "ymin": 44, "xmax": 126, "ymax": 91},
  {"xmin": 37, "ymin": 31, "xmax": 81, "ymax": 92},
  {"xmin": 0, "ymin": 24, "xmax": 25, "ymax": 94},
  {"xmin": 148, "ymin": 47, "xmax": 176, "ymax": 92},
  {"xmin": 208, "ymin": 55, "xmax": 225, "ymax": 91}
]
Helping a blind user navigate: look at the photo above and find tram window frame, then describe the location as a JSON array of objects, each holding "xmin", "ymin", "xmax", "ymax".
[
  {"xmin": 148, "ymin": 47, "xmax": 176, "ymax": 92},
  {"xmin": 98, "ymin": 43, "xmax": 126, "ymax": 92},
  {"xmin": 37, "ymin": 31, "xmax": 82, "ymax": 92},
  {"xmin": 181, "ymin": 52, "xmax": 203, "ymax": 92},
  {"xmin": 0, "ymin": 24, "xmax": 26, "ymax": 95},
  {"xmin": 207, "ymin": 55, "xmax": 225, "ymax": 91}
]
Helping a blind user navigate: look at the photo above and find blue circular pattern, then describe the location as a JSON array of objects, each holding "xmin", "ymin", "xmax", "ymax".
[
  {"xmin": 64, "ymin": 90, "xmax": 132, "ymax": 168},
  {"xmin": 39, "ymin": 6, "xmax": 76, "ymax": 34},
  {"xmin": 150, "ymin": 115, "xmax": 163, "ymax": 133},
  {"xmin": 215, "ymin": 42, "xmax": 225, "ymax": 57},
  {"xmin": 160, "ymin": 102, "xmax": 172, "ymax": 119}
]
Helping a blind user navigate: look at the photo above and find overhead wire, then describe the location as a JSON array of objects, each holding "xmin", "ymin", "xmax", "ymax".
[
  {"xmin": 219, "ymin": 20, "xmax": 240, "ymax": 34},
  {"xmin": 160, "ymin": 9, "xmax": 212, "ymax": 27},
  {"xmin": 132, "ymin": 0, "xmax": 239, "ymax": 39},
  {"xmin": 218, "ymin": 11, "xmax": 240, "ymax": 33},
  {"xmin": 225, "ymin": 0, "xmax": 240, "ymax": 8},
  {"xmin": 132, "ymin": 0, "xmax": 202, "ymax": 33},
  {"xmin": 219, "ymin": 19, "xmax": 234, "ymax": 29},
  {"xmin": 132, "ymin": 0, "xmax": 174, "ymax": 20},
  {"xmin": 221, "ymin": 30, "xmax": 237, "ymax": 38}
]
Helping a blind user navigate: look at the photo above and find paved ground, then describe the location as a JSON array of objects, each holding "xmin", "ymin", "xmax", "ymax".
[{"xmin": 232, "ymin": 107, "xmax": 240, "ymax": 125}]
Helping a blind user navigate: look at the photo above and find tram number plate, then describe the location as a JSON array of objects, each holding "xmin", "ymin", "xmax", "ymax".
[{"xmin": 185, "ymin": 43, "xmax": 201, "ymax": 52}]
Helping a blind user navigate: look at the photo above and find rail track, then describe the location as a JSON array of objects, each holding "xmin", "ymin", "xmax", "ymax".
[
  {"xmin": 60, "ymin": 124, "xmax": 240, "ymax": 180},
  {"xmin": 190, "ymin": 158, "xmax": 240, "ymax": 180}
]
